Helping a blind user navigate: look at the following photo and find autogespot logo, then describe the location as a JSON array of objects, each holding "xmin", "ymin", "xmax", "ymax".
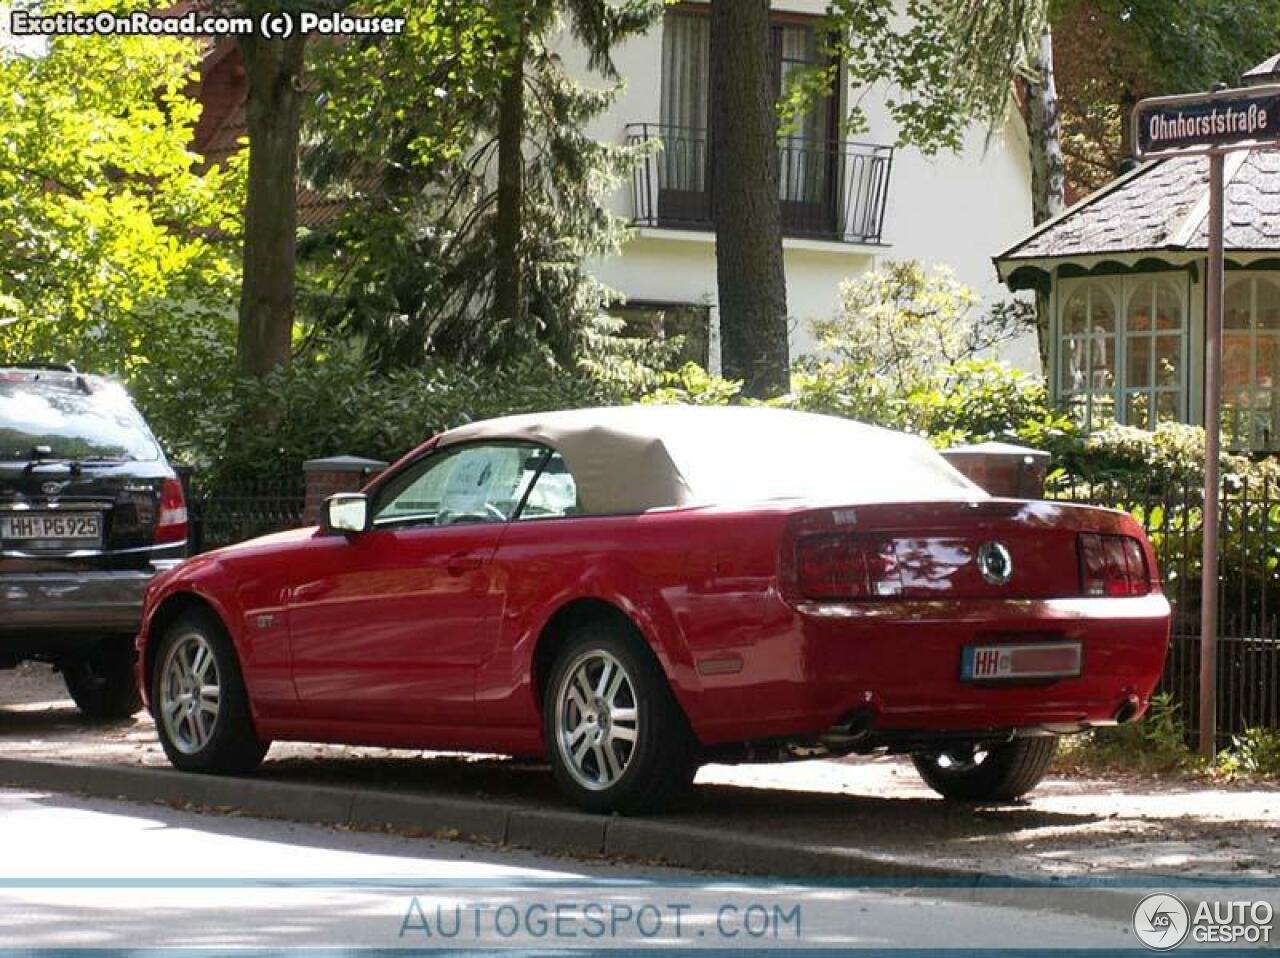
[{"xmin": 1133, "ymin": 893, "xmax": 1191, "ymax": 950}]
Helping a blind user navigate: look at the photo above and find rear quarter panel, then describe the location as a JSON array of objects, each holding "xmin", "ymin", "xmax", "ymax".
[{"xmin": 479, "ymin": 506, "xmax": 794, "ymax": 738}]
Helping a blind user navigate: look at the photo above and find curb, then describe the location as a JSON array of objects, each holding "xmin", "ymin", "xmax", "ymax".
[{"xmin": 0, "ymin": 757, "xmax": 1138, "ymax": 921}]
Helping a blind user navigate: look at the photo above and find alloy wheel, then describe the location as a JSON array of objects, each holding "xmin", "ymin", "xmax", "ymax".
[
  {"xmin": 554, "ymin": 649, "xmax": 640, "ymax": 791},
  {"xmin": 159, "ymin": 630, "xmax": 221, "ymax": 755}
]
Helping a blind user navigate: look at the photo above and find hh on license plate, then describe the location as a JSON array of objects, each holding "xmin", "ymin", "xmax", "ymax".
[
  {"xmin": 962, "ymin": 642, "xmax": 1082, "ymax": 681},
  {"xmin": 0, "ymin": 512, "xmax": 102, "ymax": 543}
]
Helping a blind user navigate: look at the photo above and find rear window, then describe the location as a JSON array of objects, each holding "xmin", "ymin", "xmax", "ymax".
[{"xmin": 0, "ymin": 374, "xmax": 160, "ymax": 463}]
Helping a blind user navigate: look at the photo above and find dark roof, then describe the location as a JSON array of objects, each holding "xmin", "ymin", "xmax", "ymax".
[{"xmin": 996, "ymin": 149, "xmax": 1280, "ymax": 267}]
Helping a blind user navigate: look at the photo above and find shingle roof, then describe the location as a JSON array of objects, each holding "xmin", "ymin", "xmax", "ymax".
[{"xmin": 997, "ymin": 149, "xmax": 1280, "ymax": 266}]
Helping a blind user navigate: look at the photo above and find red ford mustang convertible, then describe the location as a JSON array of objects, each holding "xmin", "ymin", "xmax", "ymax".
[{"xmin": 137, "ymin": 406, "xmax": 1171, "ymax": 813}]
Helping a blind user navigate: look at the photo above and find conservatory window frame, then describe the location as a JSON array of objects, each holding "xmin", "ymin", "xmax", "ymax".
[{"xmin": 1054, "ymin": 272, "xmax": 1189, "ymax": 432}]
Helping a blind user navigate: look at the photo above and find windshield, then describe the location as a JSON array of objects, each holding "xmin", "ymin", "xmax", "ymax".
[
  {"xmin": 0, "ymin": 375, "xmax": 160, "ymax": 463},
  {"xmin": 659, "ymin": 410, "xmax": 984, "ymax": 505}
]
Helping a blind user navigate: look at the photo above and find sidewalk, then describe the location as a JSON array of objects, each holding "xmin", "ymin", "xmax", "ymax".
[{"xmin": 3, "ymin": 663, "xmax": 1277, "ymax": 887}]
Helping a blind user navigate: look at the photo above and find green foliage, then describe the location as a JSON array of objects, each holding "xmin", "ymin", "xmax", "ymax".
[
  {"xmin": 642, "ymin": 363, "xmax": 744, "ymax": 407},
  {"xmin": 1218, "ymin": 728, "xmax": 1280, "ymax": 778},
  {"xmin": 814, "ymin": 261, "xmax": 1035, "ymax": 393},
  {"xmin": 1052, "ymin": 0, "xmax": 1280, "ymax": 193},
  {"xmin": 1062, "ymin": 692, "xmax": 1195, "ymax": 772},
  {"xmin": 1069, "ymin": 422, "xmax": 1280, "ymax": 496},
  {"xmin": 0, "ymin": 2, "xmax": 242, "ymax": 440},
  {"xmin": 192, "ymin": 344, "xmax": 626, "ymax": 482},
  {"xmin": 301, "ymin": 0, "xmax": 662, "ymax": 367},
  {"xmin": 792, "ymin": 0, "xmax": 1002, "ymax": 154},
  {"xmin": 770, "ymin": 261, "xmax": 1076, "ymax": 452}
]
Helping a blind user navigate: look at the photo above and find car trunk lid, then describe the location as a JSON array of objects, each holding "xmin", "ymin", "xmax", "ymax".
[
  {"xmin": 0, "ymin": 463, "xmax": 170, "ymax": 571},
  {"xmin": 782, "ymin": 499, "xmax": 1151, "ymax": 602}
]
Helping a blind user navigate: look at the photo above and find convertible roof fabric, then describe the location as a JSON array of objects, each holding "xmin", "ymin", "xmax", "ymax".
[{"xmin": 436, "ymin": 405, "xmax": 982, "ymax": 516}]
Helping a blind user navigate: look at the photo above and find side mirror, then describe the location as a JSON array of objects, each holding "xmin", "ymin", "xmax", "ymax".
[{"xmin": 322, "ymin": 493, "xmax": 369, "ymax": 535}]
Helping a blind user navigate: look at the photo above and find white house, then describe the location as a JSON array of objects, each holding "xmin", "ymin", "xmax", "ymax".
[{"xmin": 553, "ymin": 0, "xmax": 1038, "ymax": 371}]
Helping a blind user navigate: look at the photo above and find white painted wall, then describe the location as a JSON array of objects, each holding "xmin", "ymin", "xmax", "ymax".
[{"xmin": 552, "ymin": 1, "xmax": 1038, "ymax": 372}]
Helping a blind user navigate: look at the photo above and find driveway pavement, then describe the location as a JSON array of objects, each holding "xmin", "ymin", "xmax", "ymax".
[{"xmin": 3, "ymin": 662, "xmax": 1278, "ymax": 883}]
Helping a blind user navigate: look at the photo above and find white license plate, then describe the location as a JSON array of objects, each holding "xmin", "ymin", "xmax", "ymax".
[
  {"xmin": 0, "ymin": 512, "xmax": 102, "ymax": 544},
  {"xmin": 962, "ymin": 642, "xmax": 1082, "ymax": 681}
]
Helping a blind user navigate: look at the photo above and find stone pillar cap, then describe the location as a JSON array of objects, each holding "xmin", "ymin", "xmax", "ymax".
[{"xmin": 303, "ymin": 455, "xmax": 389, "ymax": 474}]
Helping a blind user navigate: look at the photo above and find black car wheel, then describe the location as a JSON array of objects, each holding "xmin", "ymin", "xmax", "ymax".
[
  {"xmin": 544, "ymin": 620, "xmax": 699, "ymax": 814},
  {"xmin": 150, "ymin": 609, "xmax": 268, "ymax": 775},
  {"xmin": 61, "ymin": 638, "xmax": 142, "ymax": 720},
  {"xmin": 913, "ymin": 736, "xmax": 1058, "ymax": 802}
]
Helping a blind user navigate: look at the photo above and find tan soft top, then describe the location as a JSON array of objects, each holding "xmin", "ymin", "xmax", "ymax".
[{"xmin": 437, "ymin": 405, "xmax": 982, "ymax": 516}]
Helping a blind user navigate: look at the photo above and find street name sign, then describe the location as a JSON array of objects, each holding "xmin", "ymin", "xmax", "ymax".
[
  {"xmin": 1133, "ymin": 84, "xmax": 1280, "ymax": 160},
  {"xmin": 1132, "ymin": 82, "xmax": 1280, "ymax": 758}
]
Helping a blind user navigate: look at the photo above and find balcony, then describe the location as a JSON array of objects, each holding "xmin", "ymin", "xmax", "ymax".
[{"xmin": 625, "ymin": 123, "xmax": 894, "ymax": 245}]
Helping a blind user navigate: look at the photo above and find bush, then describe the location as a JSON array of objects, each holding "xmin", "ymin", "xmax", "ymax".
[
  {"xmin": 1060, "ymin": 692, "xmax": 1195, "ymax": 772},
  {"xmin": 1218, "ymin": 728, "xmax": 1280, "ymax": 777},
  {"xmin": 777, "ymin": 357, "xmax": 1081, "ymax": 456},
  {"xmin": 1062, "ymin": 421, "xmax": 1280, "ymax": 495},
  {"xmin": 175, "ymin": 348, "xmax": 621, "ymax": 484}
]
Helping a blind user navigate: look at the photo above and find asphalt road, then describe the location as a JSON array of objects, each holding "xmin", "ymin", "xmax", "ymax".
[{"xmin": 0, "ymin": 787, "xmax": 1139, "ymax": 951}]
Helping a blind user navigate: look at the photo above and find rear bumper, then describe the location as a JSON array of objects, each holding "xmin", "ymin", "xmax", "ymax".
[
  {"xmin": 0, "ymin": 561, "xmax": 183, "ymax": 635},
  {"xmin": 690, "ymin": 593, "xmax": 1173, "ymax": 746},
  {"xmin": 810, "ymin": 593, "xmax": 1171, "ymax": 730}
]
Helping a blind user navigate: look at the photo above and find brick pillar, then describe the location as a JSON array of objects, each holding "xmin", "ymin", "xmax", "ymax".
[
  {"xmin": 303, "ymin": 455, "xmax": 388, "ymax": 525},
  {"xmin": 939, "ymin": 442, "xmax": 1051, "ymax": 498}
]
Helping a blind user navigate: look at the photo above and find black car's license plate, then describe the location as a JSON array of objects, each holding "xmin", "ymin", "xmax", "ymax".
[{"xmin": 0, "ymin": 512, "xmax": 102, "ymax": 544}]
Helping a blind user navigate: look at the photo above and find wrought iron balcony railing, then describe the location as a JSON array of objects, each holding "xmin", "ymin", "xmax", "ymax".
[{"xmin": 625, "ymin": 123, "xmax": 894, "ymax": 244}]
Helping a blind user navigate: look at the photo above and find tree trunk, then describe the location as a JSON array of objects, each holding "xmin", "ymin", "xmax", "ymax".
[
  {"xmin": 236, "ymin": 30, "xmax": 307, "ymax": 380},
  {"xmin": 1026, "ymin": 22, "xmax": 1065, "ymax": 372},
  {"xmin": 494, "ymin": 16, "xmax": 527, "ymax": 327},
  {"xmin": 709, "ymin": 0, "xmax": 789, "ymax": 398}
]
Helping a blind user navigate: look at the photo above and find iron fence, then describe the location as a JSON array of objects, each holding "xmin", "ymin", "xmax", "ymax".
[
  {"xmin": 1052, "ymin": 473, "xmax": 1280, "ymax": 746},
  {"xmin": 184, "ymin": 478, "xmax": 306, "ymax": 554}
]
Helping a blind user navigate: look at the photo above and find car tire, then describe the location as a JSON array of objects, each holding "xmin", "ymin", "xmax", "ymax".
[
  {"xmin": 912, "ymin": 736, "xmax": 1058, "ymax": 802},
  {"xmin": 543, "ymin": 620, "xmax": 699, "ymax": 814},
  {"xmin": 61, "ymin": 638, "xmax": 142, "ymax": 721},
  {"xmin": 150, "ymin": 609, "xmax": 268, "ymax": 775}
]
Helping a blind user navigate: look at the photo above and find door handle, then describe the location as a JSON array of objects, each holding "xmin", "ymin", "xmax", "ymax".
[{"xmin": 445, "ymin": 553, "xmax": 484, "ymax": 575}]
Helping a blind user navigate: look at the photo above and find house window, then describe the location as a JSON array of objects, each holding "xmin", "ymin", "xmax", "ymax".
[
  {"xmin": 1057, "ymin": 275, "xmax": 1186, "ymax": 431},
  {"xmin": 1223, "ymin": 275, "xmax": 1280, "ymax": 451},
  {"xmin": 656, "ymin": 10, "xmax": 837, "ymax": 232},
  {"xmin": 659, "ymin": 12, "xmax": 710, "ymax": 203},
  {"xmin": 610, "ymin": 301, "xmax": 711, "ymax": 369}
]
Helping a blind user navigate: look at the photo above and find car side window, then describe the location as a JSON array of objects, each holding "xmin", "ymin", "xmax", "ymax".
[
  {"xmin": 373, "ymin": 443, "xmax": 547, "ymax": 528},
  {"xmin": 516, "ymin": 451, "xmax": 580, "ymax": 520}
]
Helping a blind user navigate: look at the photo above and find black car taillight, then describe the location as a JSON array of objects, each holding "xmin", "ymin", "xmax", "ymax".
[
  {"xmin": 154, "ymin": 477, "xmax": 188, "ymax": 545},
  {"xmin": 1078, "ymin": 533, "xmax": 1148, "ymax": 597}
]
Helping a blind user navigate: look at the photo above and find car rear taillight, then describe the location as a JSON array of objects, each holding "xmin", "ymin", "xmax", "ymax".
[
  {"xmin": 794, "ymin": 534, "xmax": 900, "ymax": 600},
  {"xmin": 1078, "ymin": 533, "xmax": 1148, "ymax": 597},
  {"xmin": 154, "ymin": 477, "xmax": 188, "ymax": 546}
]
